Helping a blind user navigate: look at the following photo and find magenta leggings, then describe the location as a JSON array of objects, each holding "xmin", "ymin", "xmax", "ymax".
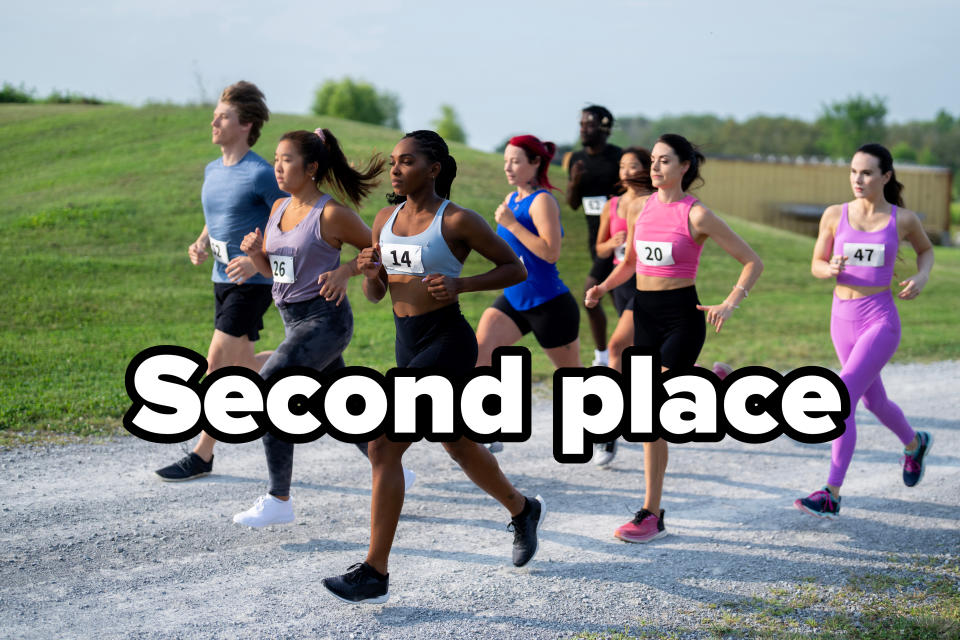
[{"xmin": 828, "ymin": 290, "xmax": 915, "ymax": 486}]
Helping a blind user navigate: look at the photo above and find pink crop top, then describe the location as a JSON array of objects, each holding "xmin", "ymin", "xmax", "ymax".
[
  {"xmin": 609, "ymin": 196, "xmax": 628, "ymax": 264},
  {"xmin": 633, "ymin": 193, "xmax": 703, "ymax": 279},
  {"xmin": 833, "ymin": 203, "xmax": 898, "ymax": 288}
]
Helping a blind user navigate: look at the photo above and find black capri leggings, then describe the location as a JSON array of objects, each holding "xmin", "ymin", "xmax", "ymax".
[
  {"xmin": 395, "ymin": 303, "xmax": 478, "ymax": 376},
  {"xmin": 632, "ymin": 286, "xmax": 706, "ymax": 370}
]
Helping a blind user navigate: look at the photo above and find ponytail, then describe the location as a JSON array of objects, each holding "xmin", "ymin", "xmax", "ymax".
[
  {"xmin": 279, "ymin": 129, "xmax": 384, "ymax": 207},
  {"xmin": 856, "ymin": 142, "xmax": 905, "ymax": 207}
]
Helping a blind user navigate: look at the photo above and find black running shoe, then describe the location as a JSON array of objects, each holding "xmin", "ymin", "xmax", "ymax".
[
  {"xmin": 154, "ymin": 453, "xmax": 213, "ymax": 482},
  {"xmin": 902, "ymin": 431, "xmax": 933, "ymax": 487},
  {"xmin": 509, "ymin": 495, "xmax": 546, "ymax": 567},
  {"xmin": 322, "ymin": 562, "xmax": 389, "ymax": 604}
]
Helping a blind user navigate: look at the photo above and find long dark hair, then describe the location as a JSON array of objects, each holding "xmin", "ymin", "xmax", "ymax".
[
  {"xmin": 657, "ymin": 133, "xmax": 705, "ymax": 191},
  {"xmin": 387, "ymin": 130, "xmax": 458, "ymax": 205},
  {"xmin": 619, "ymin": 146, "xmax": 654, "ymax": 194},
  {"xmin": 279, "ymin": 129, "xmax": 384, "ymax": 207},
  {"xmin": 856, "ymin": 143, "xmax": 905, "ymax": 207}
]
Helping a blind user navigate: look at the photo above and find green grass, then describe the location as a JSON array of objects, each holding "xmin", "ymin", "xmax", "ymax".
[{"xmin": 2, "ymin": 103, "xmax": 960, "ymax": 437}]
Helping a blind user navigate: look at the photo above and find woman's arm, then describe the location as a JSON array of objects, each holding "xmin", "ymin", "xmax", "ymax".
[
  {"xmin": 690, "ymin": 204, "xmax": 764, "ymax": 333},
  {"xmin": 314, "ymin": 202, "xmax": 375, "ymax": 305},
  {"xmin": 811, "ymin": 205, "xmax": 845, "ymax": 280},
  {"xmin": 897, "ymin": 209, "xmax": 934, "ymax": 299},
  {"xmin": 594, "ymin": 199, "xmax": 624, "ymax": 259},
  {"xmin": 359, "ymin": 207, "xmax": 393, "ymax": 303},
  {"xmin": 585, "ymin": 201, "xmax": 645, "ymax": 307},
  {"xmin": 496, "ymin": 192, "xmax": 563, "ymax": 263}
]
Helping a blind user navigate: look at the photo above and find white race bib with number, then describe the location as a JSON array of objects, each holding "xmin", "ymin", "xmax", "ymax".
[
  {"xmin": 843, "ymin": 242, "xmax": 885, "ymax": 268},
  {"xmin": 380, "ymin": 243, "xmax": 424, "ymax": 275},
  {"xmin": 582, "ymin": 196, "xmax": 608, "ymax": 216},
  {"xmin": 635, "ymin": 240, "xmax": 675, "ymax": 266},
  {"xmin": 614, "ymin": 243, "xmax": 627, "ymax": 262},
  {"xmin": 269, "ymin": 254, "xmax": 295, "ymax": 284},
  {"xmin": 209, "ymin": 236, "xmax": 229, "ymax": 265}
]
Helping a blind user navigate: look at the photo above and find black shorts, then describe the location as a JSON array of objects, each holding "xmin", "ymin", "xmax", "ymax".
[
  {"xmin": 395, "ymin": 303, "xmax": 478, "ymax": 378},
  {"xmin": 492, "ymin": 292, "xmax": 580, "ymax": 349},
  {"xmin": 611, "ymin": 275, "xmax": 637, "ymax": 316},
  {"xmin": 213, "ymin": 283, "xmax": 274, "ymax": 342},
  {"xmin": 633, "ymin": 286, "xmax": 705, "ymax": 370}
]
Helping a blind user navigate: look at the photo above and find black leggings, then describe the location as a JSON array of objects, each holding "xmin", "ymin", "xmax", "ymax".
[
  {"xmin": 394, "ymin": 303, "xmax": 478, "ymax": 376},
  {"xmin": 632, "ymin": 286, "xmax": 706, "ymax": 370}
]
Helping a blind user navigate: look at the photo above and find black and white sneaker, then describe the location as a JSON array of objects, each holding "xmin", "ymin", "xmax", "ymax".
[
  {"xmin": 594, "ymin": 439, "xmax": 618, "ymax": 467},
  {"xmin": 154, "ymin": 453, "xmax": 213, "ymax": 482},
  {"xmin": 509, "ymin": 495, "xmax": 546, "ymax": 567},
  {"xmin": 322, "ymin": 562, "xmax": 389, "ymax": 604}
]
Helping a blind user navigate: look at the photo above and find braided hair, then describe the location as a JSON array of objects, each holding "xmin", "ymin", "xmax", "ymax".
[{"xmin": 387, "ymin": 130, "xmax": 458, "ymax": 204}]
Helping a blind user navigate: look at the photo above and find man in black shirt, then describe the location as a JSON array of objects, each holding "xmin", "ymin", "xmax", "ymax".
[{"xmin": 566, "ymin": 105, "xmax": 622, "ymax": 366}]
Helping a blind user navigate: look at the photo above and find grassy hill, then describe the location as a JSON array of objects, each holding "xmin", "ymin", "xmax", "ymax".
[{"xmin": 2, "ymin": 104, "xmax": 958, "ymax": 438}]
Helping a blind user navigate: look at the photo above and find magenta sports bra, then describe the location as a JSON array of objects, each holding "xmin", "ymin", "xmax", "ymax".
[
  {"xmin": 633, "ymin": 193, "xmax": 703, "ymax": 279},
  {"xmin": 833, "ymin": 203, "xmax": 898, "ymax": 288},
  {"xmin": 608, "ymin": 196, "xmax": 628, "ymax": 265}
]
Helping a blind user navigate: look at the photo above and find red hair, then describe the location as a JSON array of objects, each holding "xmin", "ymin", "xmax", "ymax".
[{"xmin": 507, "ymin": 134, "xmax": 557, "ymax": 191}]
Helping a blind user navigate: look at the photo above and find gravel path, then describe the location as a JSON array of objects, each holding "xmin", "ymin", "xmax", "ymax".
[{"xmin": 2, "ymin": 361, "xmax": 958, "ymax": 639}]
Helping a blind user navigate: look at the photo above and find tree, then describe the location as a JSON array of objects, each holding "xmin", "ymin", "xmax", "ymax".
[
  {"xmin": 432, "ymin": 104, "xmax": 466, "ymax": 144},
  {"xmin": 816, "ymin": 95, "xmax": 887, "ymax": 158},
  {"xmin": 311, "ymin": 77, "xmax": 401, "ymax": 128}
]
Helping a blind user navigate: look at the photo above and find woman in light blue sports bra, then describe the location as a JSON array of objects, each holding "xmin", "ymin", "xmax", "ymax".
[{"xmin": 321, "ymin": 130, "xmax": 546, "ymax": 605}]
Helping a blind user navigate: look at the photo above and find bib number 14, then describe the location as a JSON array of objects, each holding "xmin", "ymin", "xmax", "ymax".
[{"xmin": 379, "ymin": 243, "xmax": 424, "ymax": 274}]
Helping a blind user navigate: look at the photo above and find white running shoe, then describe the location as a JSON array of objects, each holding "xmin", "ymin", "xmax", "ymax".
[
  {"xmin": 233, "ymin": 495, "xmax": 295, "ymax": 527},
  {"xmin": 485, "ymin": 442, "xmax": 504, "ymax": 454},
  {"xmin": 592, "ymin": 349, "xmax": 609, "ymax": 367},
  {"xmin": 594, "ymin": 439, "xmax": 618, "ymax": 467},
  {"xmin": 403, "ymin": 467, "xmax": 416, "ymax": 490}
]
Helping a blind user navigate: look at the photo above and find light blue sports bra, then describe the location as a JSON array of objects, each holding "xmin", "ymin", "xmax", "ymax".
[{"xmin": 378, "ymin": 200, "xmax": 464, "ymax": 277}]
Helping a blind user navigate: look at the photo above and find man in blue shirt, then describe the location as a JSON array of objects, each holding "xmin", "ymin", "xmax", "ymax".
[{"xmin": 155, "ymin": 81, "xmax": 285, "ymax": 481}]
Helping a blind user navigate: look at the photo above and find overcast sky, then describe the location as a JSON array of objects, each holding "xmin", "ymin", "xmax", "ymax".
[{"xmin": 4, "ymin": 0, "xmax": 957, "ymax": 150}]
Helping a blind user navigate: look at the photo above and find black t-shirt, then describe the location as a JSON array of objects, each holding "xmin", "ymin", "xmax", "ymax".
[{"xmin": 567, "ymin": 144, "xmax": 622, "ymax": 205}]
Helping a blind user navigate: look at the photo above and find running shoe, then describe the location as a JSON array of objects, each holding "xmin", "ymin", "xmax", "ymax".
[
  {"xmin": 794, "ymin": 487, "xmax": 840, "ymax": 519},
  {"xmin": 485, "ymin": 442, "xmax": 504, "ymax": 454},
  {"xmin": 592, "ymin": 349, "xmax": 609, "ymax": 367},
  {"xmin": 154, "ymin": 453, "xmax": 213, "ymax": 482},
  {"xmin": 322, "ymin": 562, "xmax": 389, "ymax": 604},
  {"xmin": 232, "ymin": 495, "xmax": 295, "ymax": 527},
  {"xmin": 712, "ymin": 361, "xmax": 733, "ymax": 380},
  {"xmin": 509, "ymin": 495, "xmax": 546, "ymax": 567},
  {"xmin": 594, "ymin": 440, "xmax": 618, "ymax": 467},
  {"xmin": 614, "ymin": 508, "xmax": 667, "ymax": 543},
  {"xmin": 902, "ymin": 431, "xmax": 933, "ymax": 487},
  {"xmin": 403, "ymin": 467, "xmax": 417, "ymax": 490}
]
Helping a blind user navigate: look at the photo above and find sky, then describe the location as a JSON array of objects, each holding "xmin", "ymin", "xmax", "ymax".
[{"xmin": 3, "ymin": 0, "xmax": 958, "ymax": 151}]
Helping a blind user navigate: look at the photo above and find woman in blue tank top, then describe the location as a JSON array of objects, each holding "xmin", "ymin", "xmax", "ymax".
[
  {"xmin": 476, "ymin": 135, "xmax": 582, "ymax": 372},
  {"xmin": 321, "ymin": 130, "xmax": 546, "ymax": 605}
]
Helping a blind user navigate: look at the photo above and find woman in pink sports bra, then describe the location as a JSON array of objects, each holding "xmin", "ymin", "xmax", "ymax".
[
  {"xmin": 794, "ymin": 143, "xmax": 935, "ymax": 520},
  {"xmin": 585, "ymin": 133, "xmax": 763, "ymax": 543}
]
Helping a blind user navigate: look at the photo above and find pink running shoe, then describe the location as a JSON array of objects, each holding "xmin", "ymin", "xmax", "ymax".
[
  {"xmin": 614, "ymin": 508, "xmax": 667, "ymax": 543},
  {"xmin": 712, "ymin": 362, "xmax": 733, "ymax": 380}
]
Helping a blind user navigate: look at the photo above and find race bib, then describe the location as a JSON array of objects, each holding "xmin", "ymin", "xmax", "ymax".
[
  {"xmin": 635, "ymin": 240, "xmax": 675, "ymax": 266},
  {"xmin": 614, "ymin": 243, "xmax": 626, "ymax": 262},
  {"xmin": 582, "ymin": 196, "xmax": 607, "ymax": 216},
  {"xmin": 269, "ymin": 254, "xmax": 295, "ymax": 284},
  {"xmin": 843, "ymin": 243, "xmax": 885, "ymax": 268},
  {"xmin": 380, "ymin": 243, "xmax": 424, "ymax": 274},
  {"xmin": 209, "ymin": 236, "xmax": 229, "ymax": 265}
]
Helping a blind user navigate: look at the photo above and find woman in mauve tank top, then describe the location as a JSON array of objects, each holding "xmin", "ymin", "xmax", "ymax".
[
  {"xmin": 586, "ymin": 133, "xmax": 763, "ymax": 543},
  {"xmin": 794, "ymin": 143, "xmax": 935, "ymax": 520}
]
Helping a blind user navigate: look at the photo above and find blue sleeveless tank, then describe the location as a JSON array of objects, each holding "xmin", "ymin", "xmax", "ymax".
[
  {"xmin": 497, "ymin": 189, "xmax": 569, "ymax": 310},
  {"xmin": 378, "ymin": 200, "xmax": 464, "ymax": 277}
]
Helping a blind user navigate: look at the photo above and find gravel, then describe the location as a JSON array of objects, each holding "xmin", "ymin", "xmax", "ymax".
[{"xmin": 1, "ymin": 361, "xmax": 958, "ymax": 639}]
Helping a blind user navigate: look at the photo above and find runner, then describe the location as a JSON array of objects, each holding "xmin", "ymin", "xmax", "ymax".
[
  {"xmin": 229, "ymin": 127, "xmax": 404, "ymax": 526},
  {"xmin": 322, "ymin": 130, "xmax": 545, "ymax": 604},
  {"xmin": 566, "ymin": 106, "xmax": 622, "ymax": 366},
  {"xmin": 586, "ymin": 134, "xmax": 763, "ymax": 542},
  {"xmin": 155, "ymin": 81, "xmax": 283, "ymax": 482},
  {"xmin": 591, "ymin": 147, "xmax": 654, "ymax": 466},
  {"xmin": 794, "ymin": 143, "xmax": 934, "ymax": 519}
]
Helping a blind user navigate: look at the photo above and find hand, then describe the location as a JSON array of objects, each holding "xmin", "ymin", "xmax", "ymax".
[
  {"xmin": 494, "ymin": 202, "xmax": 517, "ymax": 229},
  {"xmin": 570, "ymin": 159, "xmax": 585, "ymax": 184},
  {"xmin": 696, "ymin": 302, "xmax": 735, "ymax": 334},
  {"xmin": 241, "ymin": 228, "xmax": 264, "ymax": 255},
  {"xmin": 357, "ymin": 244, "xmax": 383, "ymax": 279},
  {"xmin": 423, "ymin": 273, "xmax": 460, "ymax": 302},
  {"xmin": 608, "ymin": 230, "xmax": 627, "ymax": 248},
  {"xmin": 317, "ymin": 264, "xmax": 353, "ymax": 306},
  {"xmin": 225, "ymin": 256, "xmax": 259, "ymax": 284},
  {"xmin": 584, "ymin": 284, "xmax": 604, "ymax": 308},
  {"xmin": 188, "ymin": 239, "xmax": 209, "ymax": 265},
  {"xmin": 897, "ymin": 273, "xmax": 928, "ymax": 300},
  {"xmin": 827, "ymin": 254, "xmax": 848, "ymax": 277}
]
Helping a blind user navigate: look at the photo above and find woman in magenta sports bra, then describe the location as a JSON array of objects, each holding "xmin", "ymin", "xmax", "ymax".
[
  {"xmin": 794, "ymin": 143, "xmax": 934, "ymax": 520},
  {"xmin": 585, "ymin": 133, "xmax": 763, "ymax": 543}
]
